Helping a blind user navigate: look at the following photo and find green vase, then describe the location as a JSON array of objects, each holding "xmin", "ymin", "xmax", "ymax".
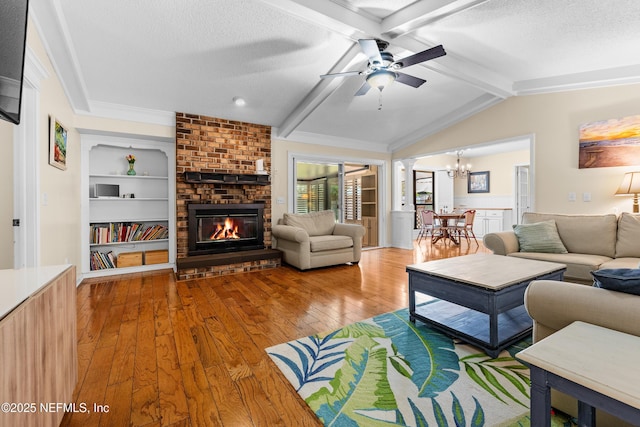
[{"xmin": 127, "ymin": 162, "xmax": 136, "ymax": 176}]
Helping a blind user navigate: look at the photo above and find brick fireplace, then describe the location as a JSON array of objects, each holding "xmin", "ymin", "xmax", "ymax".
[{"xmin": 175, "ymin": 112, "xmax": 280, "ymax": 280}]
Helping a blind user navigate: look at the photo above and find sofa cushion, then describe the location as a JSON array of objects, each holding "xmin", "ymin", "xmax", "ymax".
[
  {"xmin": 309, "ymin": 235, "xmax": 353, "ymax": 252},
  {"xmin": 522, "ymin": 212, "xmax": 617, "ymax": 258},
  {"xmin": 509, "ymin": 252, "xmax": 612, "ymax": 281},
  {"xmin": 615, "ymin": 212, "xmax": 640, "ymax": 258},
  {"xmin": 283, "ymin": 211, "xmax": 336, "ymax": 236},
  {"xmin": 600, "ymin": 257, "xmax": 640, "ymax": 270},
  {"xmin": 513, "ymin": 220, "xmax": 568, "ymax": 253},
  {"xmin": 592, "ymin": 268, "xmax": 640, "ymax": 295}
]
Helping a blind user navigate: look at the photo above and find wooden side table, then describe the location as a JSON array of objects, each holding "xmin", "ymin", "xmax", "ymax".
[{"xmin": 517, "ymin": 321, "xmax": 640, "ymax": 426}]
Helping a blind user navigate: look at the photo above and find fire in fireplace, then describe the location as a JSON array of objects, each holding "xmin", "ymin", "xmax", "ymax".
[{"xmin": 188, "ymin": 203, "xmax": 265, "ymax": 255}]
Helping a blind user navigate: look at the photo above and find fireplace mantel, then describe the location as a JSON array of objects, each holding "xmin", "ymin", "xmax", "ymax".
[{"xmin": 184, "ymin": 171, "xmax": 270, "ymax": 185}]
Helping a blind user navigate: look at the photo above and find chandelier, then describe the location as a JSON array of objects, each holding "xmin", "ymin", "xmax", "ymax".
[{"xmin": 446, "ymin": 150, "xmax": 471, "ymax": 179}]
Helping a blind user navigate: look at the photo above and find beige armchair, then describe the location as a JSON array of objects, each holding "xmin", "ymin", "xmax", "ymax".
[{"xmin": 272, "ymin": 210, "xmax": 366, "ymax": 270}]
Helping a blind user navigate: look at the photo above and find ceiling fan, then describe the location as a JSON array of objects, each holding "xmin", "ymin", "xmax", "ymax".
[{"xmin": 320, "ymin": 39, "xmax": 446, "ymax": 96}]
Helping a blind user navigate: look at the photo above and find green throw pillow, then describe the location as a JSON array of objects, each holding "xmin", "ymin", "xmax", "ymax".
[{"xmin": 513, "ymin": 220, "xmax": 568, "ymax": 253}]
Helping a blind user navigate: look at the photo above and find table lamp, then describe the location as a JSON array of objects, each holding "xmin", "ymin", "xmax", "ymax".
[{"xmin": 615, "ymin": 171, "xmax": 640, "ymax": 213}]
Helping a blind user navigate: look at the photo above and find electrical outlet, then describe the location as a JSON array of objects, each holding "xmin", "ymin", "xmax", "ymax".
[
  {"xmin": 583, "ymin": 192, "xmax": 591, "ymax": 202},
  {"xmin": 568, "ymin": 192, "xmax": 576, "ymax": 202}
]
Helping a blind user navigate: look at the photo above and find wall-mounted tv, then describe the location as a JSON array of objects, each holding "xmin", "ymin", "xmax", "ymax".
[{"xmin": 0, "ymin": 0, "xmax": 29, "ymax": 125}]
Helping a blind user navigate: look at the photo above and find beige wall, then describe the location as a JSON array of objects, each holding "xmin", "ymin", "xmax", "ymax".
[
  {"xmin": 271, "ymin": 138, "xmax": 392, "ymax": 242},
  {"xmin": 0, "ymin": 121, "xmax": 13, "ymax": 268},
  {"xmin": 395, "ymin": 84, "xmax": 640, "ymax": 214},
  {"xmin": 453, "ymin": 149, "xmax": 530, "ymax": 197}
]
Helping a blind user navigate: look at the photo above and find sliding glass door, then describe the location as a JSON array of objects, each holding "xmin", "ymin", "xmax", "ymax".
[{"xmin": 293, "ymin": 159, "xmax": 379, "ymax": 247}]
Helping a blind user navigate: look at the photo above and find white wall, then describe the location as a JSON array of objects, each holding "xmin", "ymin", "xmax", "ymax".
[
  {"xmin": 0, "ymin": 120, "xmax": 13, "ymax": 268},
  {"xmin": 395, "ymin": 84, "xmax": 640, "ymax": 215}
]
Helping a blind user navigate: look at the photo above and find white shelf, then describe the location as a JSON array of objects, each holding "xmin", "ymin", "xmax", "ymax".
[
  {"xmin": 90, "ymin": 238, "xmax": 169, "ymax": 248},
  {"xmin": 80, "ymin": 131, "xmax": 176, "ymax": 278},
  {"xmin": 90, "ymin": 198, "xmax": 169, "ymax": 202},
  {"xmin": 89, "ymin": 174, "xmax": 168, "ymax": 180}
]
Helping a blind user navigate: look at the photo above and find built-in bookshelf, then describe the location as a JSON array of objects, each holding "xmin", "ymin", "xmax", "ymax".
[{"xmin": 80, "ymin": 130, "xmax": 175, "ymax": 277}]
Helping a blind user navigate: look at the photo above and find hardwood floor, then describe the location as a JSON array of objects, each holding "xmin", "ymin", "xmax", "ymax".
[{"xmin": 62, "ymin": 241, "xmax": 490, "ymax": 427}]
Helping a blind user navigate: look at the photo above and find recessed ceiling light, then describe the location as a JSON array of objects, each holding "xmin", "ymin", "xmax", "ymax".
[{"xmin": 232, "ymin": 97, "xmax": 246, "ymax": 107}]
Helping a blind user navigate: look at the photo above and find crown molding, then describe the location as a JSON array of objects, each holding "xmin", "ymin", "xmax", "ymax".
[
  {"xmin": 29, "ymin": 0, "xmax": 91, "ymax": 111},
  {"xmin": 514, "ymin": 64, "xmax": 640, "ymax": 95},
  {"xmin": 75, "ymin": 101, "xmax": 176, "ymax": 127}
]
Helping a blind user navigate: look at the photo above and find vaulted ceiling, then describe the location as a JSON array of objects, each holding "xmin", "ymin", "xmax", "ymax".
[{"xmin": 30, "ymin": 0, "xmax": 640, "ymax": 153}]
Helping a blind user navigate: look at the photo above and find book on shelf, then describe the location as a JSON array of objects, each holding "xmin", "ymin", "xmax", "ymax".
[
  {"xmin": 90, "ymin": 250, "xmax": 116, "ymax": 270},
  {"xmin": 90, "ymin": 222, "xmax": 168, "ymax": 244}
]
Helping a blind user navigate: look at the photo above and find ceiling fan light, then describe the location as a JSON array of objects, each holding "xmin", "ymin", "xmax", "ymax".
[{"xmin": 366, "ymin": 70, "xmax": 396, "ymax": 91}]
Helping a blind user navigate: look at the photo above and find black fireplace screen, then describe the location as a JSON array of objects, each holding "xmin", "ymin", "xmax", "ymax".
[
  {"xmin": 188, "ymin": 203, "xmax": 265, "ymax": 255},
  {"xmin": 197, "ymin": 214, "xmax": 258, "ymax": 243}
]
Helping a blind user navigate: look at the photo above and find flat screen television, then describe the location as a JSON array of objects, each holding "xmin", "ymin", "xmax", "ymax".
[{"xmin": 0, "ymin": 0, "xmax": 29, "ymax": 125}]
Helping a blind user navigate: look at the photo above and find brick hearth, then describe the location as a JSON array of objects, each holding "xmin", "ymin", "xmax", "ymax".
[{"xmin": 175, "ymin": 112, "xmax": 279, "ymax": 279}]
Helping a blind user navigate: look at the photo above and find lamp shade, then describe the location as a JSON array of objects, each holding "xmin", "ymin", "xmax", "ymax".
[
  {"xmin": 615, "ymin": 172, "xmax": 640, "ymax": 195},
  {"xmin": 366, "ymin": 69, "xmax": 396, "ymax": 91}
]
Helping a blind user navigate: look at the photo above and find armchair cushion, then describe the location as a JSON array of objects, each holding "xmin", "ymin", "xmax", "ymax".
[
  {"xmin": 283, "ymin": 211, "xmax": 336, "ymax": 236},
  {"xmin": 512, "ymin": 220, "xmax": 568, "ymax": 253},
  {"xmin": 592, "ymin": 268, "xmax": 640, "ymax": 295},
  {"xmin": 310, "ymin": 235, "xmax": 354, "ymax": 252}
]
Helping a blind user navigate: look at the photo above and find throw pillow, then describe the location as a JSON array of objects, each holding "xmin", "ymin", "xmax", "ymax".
[
  {"xmin": 592, "ymin": 268, "xmax": 640, "ymax": 295},
  {"xmin": 513, "ymin": 220, "xmax": 568, "ymax": 253}
]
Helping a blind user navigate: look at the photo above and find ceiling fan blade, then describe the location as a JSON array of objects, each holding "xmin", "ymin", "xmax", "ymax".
[
  {"xmin": 354, "ymin": 81, "xmax": 372, "ymax": 96},
  {"xmin": 358, "ymin": 39, "xmax": 383, "ymax": 66},
  {"xmin": 320, "ymin": 70, "xmax": 362, "ymax": 79},
  {"xmin": 396, "ymin": 72, "xmax": 426, "ymax": 88},
  {"xmin": 395, "ymin": 45, "xmax": 446, "ymax": 69}
]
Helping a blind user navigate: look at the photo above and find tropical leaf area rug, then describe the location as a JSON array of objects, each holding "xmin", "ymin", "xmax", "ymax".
[{"xmin": 267, "ymin": 306, "xmax": 577, "ymax": 427}]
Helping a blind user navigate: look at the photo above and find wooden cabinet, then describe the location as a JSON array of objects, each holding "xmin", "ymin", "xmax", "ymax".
[
  {"xmin": 0, "ymin": 266, "xmax": 77, "ymax": 427},
  {"xmin": 80, "ymin": 130, "xmax": 175, "ymax": 277}
]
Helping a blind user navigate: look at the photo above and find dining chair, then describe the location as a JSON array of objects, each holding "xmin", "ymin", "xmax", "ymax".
[
  {"xmin": 417, "ymin": 209, "xmax": 441, "ymax": 243},
  {"xmin": 454, "ymin": 209, "xmax": 478, "ymax": 245}
]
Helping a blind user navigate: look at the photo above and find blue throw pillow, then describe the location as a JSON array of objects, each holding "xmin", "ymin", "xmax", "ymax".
[{"xmin": 592, "ymin": 269, "xmax": 640, "ymax": 295}]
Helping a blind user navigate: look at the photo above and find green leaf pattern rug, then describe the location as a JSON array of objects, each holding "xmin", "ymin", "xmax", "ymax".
[{"xmin": 267, "ymin": 307, "xmax": 575, "ymax": 427}]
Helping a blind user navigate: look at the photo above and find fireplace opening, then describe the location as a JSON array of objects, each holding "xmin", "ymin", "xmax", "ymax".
[{"xmin": 188, "ymin": 203, "xmax": 265, "ymax": 255}]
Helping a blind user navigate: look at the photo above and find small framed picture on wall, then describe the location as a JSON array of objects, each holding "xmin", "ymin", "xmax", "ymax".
[
  {"xmin": 49, "ymin": 116, "xmax": 68, "ymax": 170},
  {"xmin": 468, "ymin": 171, "xmax": 490, "ymax": 193}
]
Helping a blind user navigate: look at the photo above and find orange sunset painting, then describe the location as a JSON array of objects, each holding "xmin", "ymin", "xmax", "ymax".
[{"xmin": 579, "ymin": 114, "xmax": 640, "ymax": 168}]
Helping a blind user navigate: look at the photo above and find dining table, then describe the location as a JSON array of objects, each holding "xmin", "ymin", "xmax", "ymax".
[{"xmin": 432, "ymin": 212, "xmax": 464, "ymax": 245}]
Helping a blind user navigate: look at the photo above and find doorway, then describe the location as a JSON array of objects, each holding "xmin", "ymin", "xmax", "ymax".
[
  {"xmin": 294, "ymin": 159, "xmax": 379, "ymax": 247},
  {"xmin": 515, "ymin": 165, "xmax": 531, "ymax": 223}
]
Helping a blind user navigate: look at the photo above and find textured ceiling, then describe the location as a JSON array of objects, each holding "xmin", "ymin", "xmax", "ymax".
[{"xmin": 30, "ymin": 0, "xmax": 640, "ymax": 153}]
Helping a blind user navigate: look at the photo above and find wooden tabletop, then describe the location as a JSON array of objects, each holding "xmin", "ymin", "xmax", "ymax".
[
  {"xmin": 406, "ymin": 254, "xmax": 566, "ymax": 290},
  {"xmin": 517, "ymin": 321, "xmax": 640, "ymax": 410}
]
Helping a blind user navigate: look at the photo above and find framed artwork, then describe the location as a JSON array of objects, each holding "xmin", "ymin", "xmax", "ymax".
[
  {"xmin": 468, "ymin": 171, "xmax": 490, "ymax": 193},
  {"xmin": 579, "ymin": 114, "xmax": 640, "ymax": 168},
  {"xmin": 49, "ymin": 116, "xmax": 68, "ymax": 170}
]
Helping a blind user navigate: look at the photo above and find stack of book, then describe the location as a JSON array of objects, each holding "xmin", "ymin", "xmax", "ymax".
[{"xmin": 90, "ymin": 251, "xmax": 116, "ymax": 270}]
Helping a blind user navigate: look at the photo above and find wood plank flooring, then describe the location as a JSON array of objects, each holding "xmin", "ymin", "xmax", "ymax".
[{"xmin": 61, "ymin": 241, "xmax": 490, "ymax": 427}]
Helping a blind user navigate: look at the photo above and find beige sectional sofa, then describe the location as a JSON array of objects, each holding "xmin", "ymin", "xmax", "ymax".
[
  {"xmin": 272, "ymin": 210, "xmax": 366, "ymax": 270},
  {"xmin": 483, "ymin": 212, "xmax": 640, "ymax": 283},
  {"xmin": 486, "ymin": 212, "xmax": 640, "ymax": 425}
]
